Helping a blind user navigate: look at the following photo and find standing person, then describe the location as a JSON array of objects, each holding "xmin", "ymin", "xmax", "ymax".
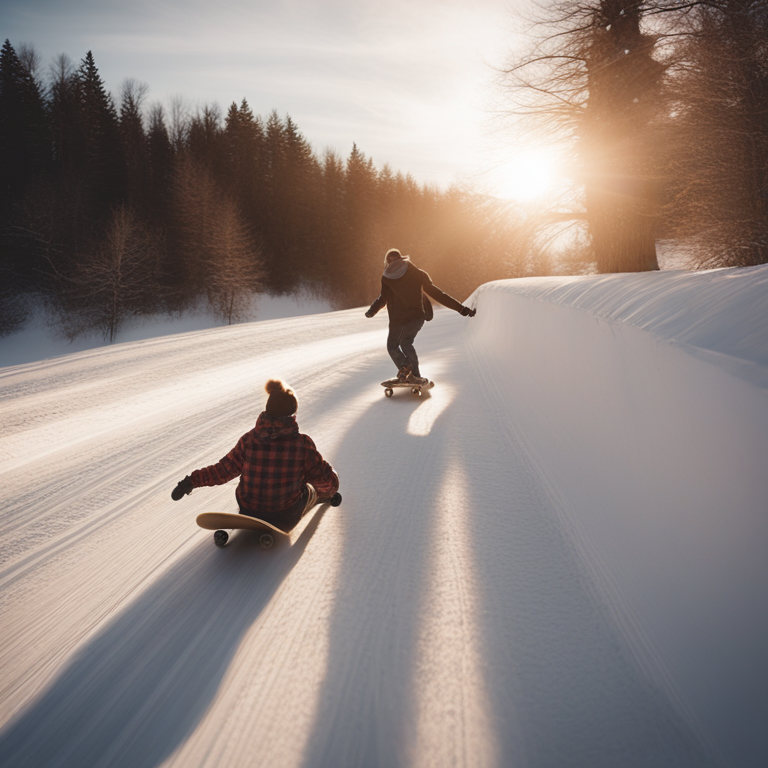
[
  {"xmin": 365, "ymin": 248, "xmax": 476, "ymax": 384},
  {"xmin": 171, "ymin": 379, "xmax": 339, "ymax": 532}
]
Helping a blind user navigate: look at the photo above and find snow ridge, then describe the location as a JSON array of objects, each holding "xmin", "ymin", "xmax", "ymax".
[{"xmin": 467, "ymin": 265, "xmax": 768, "ymax": 767}]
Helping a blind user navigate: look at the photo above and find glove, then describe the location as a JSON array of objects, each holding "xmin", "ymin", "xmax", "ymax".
[
  {"xmin": 460, "ymin": 306, "xmax": 476, "ymax": 317},
  {"xmin": 171, "ymin": 476, "xmax": 194, "ymax": 500},
  {"xmin": 365, "ymin": 310, "xmax": 374, "ymax": 318}
]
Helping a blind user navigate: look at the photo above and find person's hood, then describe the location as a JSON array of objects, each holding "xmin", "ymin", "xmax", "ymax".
[
  {"xmin": 383, "ymin": 255, "xmax": 410, "ymax": 279},
  {"xmin": 254, "ymin": 411, "xmax": 299, "ymax": 440}
]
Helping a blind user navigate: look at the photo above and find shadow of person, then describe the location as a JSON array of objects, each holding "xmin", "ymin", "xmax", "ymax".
[
  {"xmin": 0, "ymin": 508, "xmax": 327, "ymax": 768},
  {"xmin": 297, "ymin": 362, "xmax": 457, "ymax": 767}
]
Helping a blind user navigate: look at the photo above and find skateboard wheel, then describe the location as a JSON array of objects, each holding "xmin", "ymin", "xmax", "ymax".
[
  {"xmin": 330, "ymin": 492, "xmax": 342, "ymax": 507},
  {"xmin": 411, "ymin": 387, "xmax": 421, "ymax": 396},
  {"xmin": 214, "ymin": 530, "xmax": 228, "ymax": 547},
  {"xmin": 384, "ymin": 388, "xmax": 393, "ymax": 397},
  {"xmin": 259, "ymin": 533, "xmax": 274, "ymax": 549}
]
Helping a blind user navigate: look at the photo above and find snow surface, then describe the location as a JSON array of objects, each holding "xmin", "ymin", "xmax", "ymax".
[
  {"xmin": 0, "ymin": 265, "xmax": 766, "ymax": 767},
  {"xmin": 0, "ymin": 291, "xmax": 332, "ymax": 369}
]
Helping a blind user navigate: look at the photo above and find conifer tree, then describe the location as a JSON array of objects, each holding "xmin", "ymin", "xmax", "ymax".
[
  {"xmin": 119, "ymin": 79, "xmax": 150, "ymax": 207},
  {"xmin": 188, "ymin": 104, "xmax": 227, "ymax": 180},
  {"xmin": 146, "ymin": 104, "xmax": 174, "ymax": 220},
  {"xmin": 0, "ymin": 40, "xmax": 51, "ymax": 333},
  {"xmin": 318, "ymin": 149, "xmax": 348, "ymax": 300},
  {"xmin": 341, "ymin": 143, "xmax": 380, "ymax": 304},
  {"xmin": 74, "ymin": 51, "xmax": 125, "ymax": 214},
  {"xmin": 0, "ymin": 39, "xmax": 49, "ymax": 225},
  {"xmin": 280, "ymin": 115, "xmax": 321, "ymax": 285},
  {"xmin": 223, "ymin": 99, "xmax": 266, "ymax": 237},
  {"xmin": 259, "ymin": 110, "xmax": 288, "ymax": 288},
  {"xmin": 48, "ymin": 53, "xmax": 79, "ymax": 172}
]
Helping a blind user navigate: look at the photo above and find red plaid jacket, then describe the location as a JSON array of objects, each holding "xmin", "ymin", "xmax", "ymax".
[{"xmin": 190, "ymin": 412, "xmax": 339, "ymax": 514}]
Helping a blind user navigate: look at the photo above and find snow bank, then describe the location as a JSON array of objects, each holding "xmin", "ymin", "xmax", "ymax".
[
  {"xmin": 0, "ymin": 291, "xmax": 332, "ymax": 368},
  {"xmin": 467, "ymin": 264, "xmax": 768, "ymax": 766}
]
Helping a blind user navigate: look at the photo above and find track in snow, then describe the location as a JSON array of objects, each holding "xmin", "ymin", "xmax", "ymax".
[{"xmin": 0, "ymin": 307, "xmax": 715, "ymax": 767}]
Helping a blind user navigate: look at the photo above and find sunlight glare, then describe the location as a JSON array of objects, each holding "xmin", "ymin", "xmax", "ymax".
[
  {"xmin": 410, "ymin": 456, "xmax": 499, "ymax": 766},
  {"xmin": 495, "ymin": 149, "xmax": 558, "ymax": 202},
  {"xmin": 407, "ymin": 383, "xmax": 455, "ymax": 437}
]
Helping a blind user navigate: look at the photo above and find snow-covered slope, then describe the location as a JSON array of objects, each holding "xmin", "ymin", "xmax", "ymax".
[
  {"xmin": 1, "ymin": 265, "xmax": 766, "ymax": 767},
  {"xmin": 467, "ymin": 264, "xmax": 768, "ymax": 768}
]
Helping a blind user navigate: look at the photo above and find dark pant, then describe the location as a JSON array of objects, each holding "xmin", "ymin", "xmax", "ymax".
[
  {"xmin": 240, "ymin": 483, "xmax": 317, "ymax": 532},
  {"xmin": 387, "ymin": 318, "xmax": 425, "ymax": 376}
]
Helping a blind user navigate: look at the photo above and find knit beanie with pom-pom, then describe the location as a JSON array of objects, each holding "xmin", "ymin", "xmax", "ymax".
[{"xmin": 264, "ymin": 379, "xmax": 298, "ymax": 417}]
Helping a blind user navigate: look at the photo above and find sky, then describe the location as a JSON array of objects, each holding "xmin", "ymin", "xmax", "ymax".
[{"xmin": 2, "ymin": 0, "xmax": 538, "ymax": 194}]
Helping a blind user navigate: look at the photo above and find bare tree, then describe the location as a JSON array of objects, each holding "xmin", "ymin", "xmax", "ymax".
[
  {"xmin": 203, "ymin": 202, "xmax": 263, "ymax": 324},
  {"xmin": 16, "ymin": 42, "xmax": 42, "ymax": 81},
  {"xmin": 60, "ymin": 204, "xmax": 161, "ymax": 341},
  {"xmin": 0, "ymin": 284, "xmax": 28, "ymax": 336},
  {"xmin": 168, "ymin": 95, "xmax": 190, "ymax": 151},
  {"xmin": 503, "ymin": 0, "xmax": 668, "ymax": 272},
  {"xmin": 660, "ymin": 0, "xmax": 768, "ymax": 266},
  {"xmin": 119, "ymin": 78, "xmax": 148, "ymax": 111},
  {"xmin": 172, "ymin": 152, "xmax": 263, "ymax": 322}
]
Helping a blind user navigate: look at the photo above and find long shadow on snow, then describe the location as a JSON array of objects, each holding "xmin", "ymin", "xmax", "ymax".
[
  {"xmin": 452, "ymin": 338, "xmax": 717, "ymax": 767},
  {"xmin": 291, "ymin": 316, "xmax": 714, "ymax": 767},
  {"xmin": 0, "ymin": 508, "xmax": 327, "ymax": 768},
  {"xmin": 298, "ymin": 356, "xmax": 457, "ymax": 768}
]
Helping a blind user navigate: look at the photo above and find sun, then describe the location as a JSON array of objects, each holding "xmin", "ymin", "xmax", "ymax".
[{"xmin": 494, "ymin": 149, "xmax": 558, "ymax": 202}]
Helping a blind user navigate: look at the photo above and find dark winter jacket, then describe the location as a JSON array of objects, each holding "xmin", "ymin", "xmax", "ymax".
[
  {"xmin": 367, "ymin": 262, "xmax": 465, "ymax": 325},
  {"xmin": 190, "ymin": 412, "xmax": 339, "ymax": 514}
]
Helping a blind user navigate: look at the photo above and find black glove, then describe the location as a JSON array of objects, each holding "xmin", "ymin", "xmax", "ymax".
[
  {"xmin": 365, "ymin": 310, "xmax": 374, "ymax": 318},
  {"xmin": 171, "ymin": 476, "xmax": 194, "ymax": 500},
  {"xmin": 460, "ymin": 306, "xmax": 476, "ymax": 317}
]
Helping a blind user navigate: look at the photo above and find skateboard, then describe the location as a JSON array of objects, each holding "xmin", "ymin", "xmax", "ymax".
[
  {"xmin": 197, "ymin": 491, "xmax": 342, "ymax": 549},
  {"xmin": 381, "ymin": 378, "xmax": 435, "ymax": 397}
]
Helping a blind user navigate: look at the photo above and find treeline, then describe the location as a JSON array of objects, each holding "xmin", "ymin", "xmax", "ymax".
[
  {"xmin": 0, "ymin": 43, "xmax": 524, "ymax": 340},
  {"xmin": 7, "ymin": 1, "xmax": 764, "ymax": 343}
]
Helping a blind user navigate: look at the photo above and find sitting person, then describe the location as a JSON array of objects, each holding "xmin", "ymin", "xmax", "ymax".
[{"xmin": 171, "ymin": 379, "xmax": 339, "ymax": 532}]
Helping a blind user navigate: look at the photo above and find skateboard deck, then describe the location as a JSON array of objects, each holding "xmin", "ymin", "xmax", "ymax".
[
  {"xmin": 197, "ymin": 490, "xmax": 341, "ymax": 548},
  {"xmin": 197, "ymin": 512, "xmax": 289, "ymax": 549},
  {"xmin": 381, "ymin": 378, "xmax": 435, "ymax": 397}
]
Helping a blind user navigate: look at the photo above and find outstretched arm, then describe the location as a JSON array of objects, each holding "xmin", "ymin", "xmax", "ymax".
[
  {"xmin": 171, "ymin": 437, "xmax": 246, "ymax": 499},
  {"xmin": 365, "ymin": 282, "xmax": 390, "ymax": 317},
  {"xmin": 303, "ymin": 438, "xmax": 340, "ymax": 498},
  {"xmin": 422, "ymin": 276, "xmax": 475, "ymax": 316}
]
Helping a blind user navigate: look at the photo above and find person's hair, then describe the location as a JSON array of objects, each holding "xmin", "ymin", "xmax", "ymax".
[
  {"xmin": 264, "ymin": 379, "xmax": 298, "ymax": 417},
  {"xmin": 384, "ymin": 248, "xmax": 402, "ymax": 265}
]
